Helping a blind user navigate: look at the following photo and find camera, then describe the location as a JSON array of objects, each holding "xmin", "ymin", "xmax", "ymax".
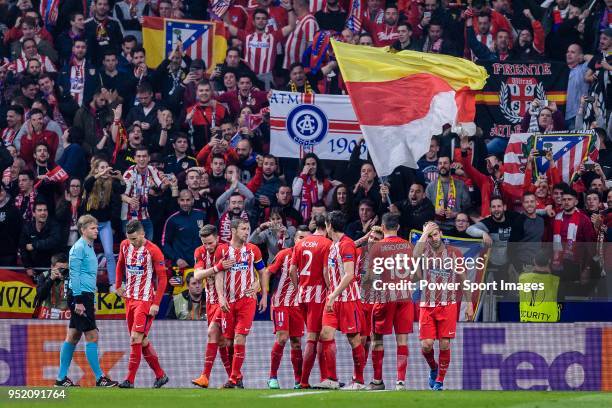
[{"xmin": 58, "ymin": 268, "xmax": 69, "ymax": 278}]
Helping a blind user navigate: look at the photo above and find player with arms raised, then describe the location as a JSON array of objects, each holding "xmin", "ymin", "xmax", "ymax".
[
  {"xmin": 413, "ymin": 222, "xmax": 473, "ymax": 391},
  {"xmin": 192, "ymin": 225, "xmax": 235, "ymax": 388},
  {"xmin": 115, "ymin": 220, "xmax": 169, "ymax": 389},
  {"xmin": 289, "ymin": 214, "xmax": 331, "ymax": 388},
  {"xmin": 261, "ymin": 225, "xmax": 311, "ymax": 389},
  {"xmin": 215, "ymin": 218, "xmax": 266, "ymax": 388},
  {"xmin": 315, "ymin": 211, "xmax": 367, "ymax": 390}
]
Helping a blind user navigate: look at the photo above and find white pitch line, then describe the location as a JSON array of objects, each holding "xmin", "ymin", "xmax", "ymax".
[{"xmin": 265, "ymin": 391, "xmax": 331, "ymax": 398}]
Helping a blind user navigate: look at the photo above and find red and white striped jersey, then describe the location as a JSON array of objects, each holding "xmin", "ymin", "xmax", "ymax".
[
  {"xmin": 118, "ymin": 240, "xmax": 165, "ymax": 302},
  {"xmin": 356, "ymin": 247, "xmax": 375, "ymax": 304},
  {"xmin": 283, "ymin": 13, "xmax": 318, "ymax": 69},
  {"xmin": 12, "ymin": 55, "xmax": 56, "ymax": 73},
  {"xmin": 368, "ymin": 236, "xmax": 413, "ymax": 303},
  {"xmin": 419, "ymin": 244, "xmax": 464, "ymax": 307},
  {"xmin": 291, "ymin": 234, "xmax": 331, "ymax": 304},
  {"xmin": 310, "ymin": 0, "xmax": 325, "ymax": 13},
  {"xmin": 214, "ymin": 242, "xmax": 265, "ymax": 302},
  {"xmin": 121, "ymin": 165, "xmax": 164, "ymax": 221},
  {"xmin": 268, "ymin": 247, "xmax": 298, "ymax": 307},
  {"xmin": 194, "ymin": 245, "xmax": 218, "ymax": 305},
  {"xmin": 327, "ymin": 235, "xmax": 360, "ymax": 302},
  {"xmin": 240, "ymin": 29, "xmax": 284, "ymax": 75}
]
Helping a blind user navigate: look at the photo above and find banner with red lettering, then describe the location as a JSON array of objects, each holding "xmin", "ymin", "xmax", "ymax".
[{"xmin": 475, "ymin": 61, "xmax": 569, "ymax": 138}]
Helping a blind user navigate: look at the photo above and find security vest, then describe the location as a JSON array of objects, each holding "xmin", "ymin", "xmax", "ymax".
[
  {"xmin": 172, "ymin": 293, "xmax": 206, "ymax": 320},
  {"xmin": 519, "ymin": 272, "xmax": 560, "ymax": 322}
]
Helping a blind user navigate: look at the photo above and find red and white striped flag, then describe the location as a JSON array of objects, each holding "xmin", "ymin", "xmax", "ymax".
[
  {"xmin": 503, "ymin": 131, "xmax": 599, "ymax": 200},
  {"xmin": 34, "ymin": 166, "xmax": 69, "ymax": 189},
  {"xmin": 502, "ymin": 133, "xmax": 531, "ymax": 200}
]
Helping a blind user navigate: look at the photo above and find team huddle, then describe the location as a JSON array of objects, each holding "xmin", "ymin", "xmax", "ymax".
[{"xmin": 56, "ymin": 212, "xmax": 473, "ymax": 391}]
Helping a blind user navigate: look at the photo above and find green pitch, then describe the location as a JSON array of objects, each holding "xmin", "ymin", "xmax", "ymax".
[{"xmin": 5, "ymin": 388, "xmax": 610, "ymax": 408}]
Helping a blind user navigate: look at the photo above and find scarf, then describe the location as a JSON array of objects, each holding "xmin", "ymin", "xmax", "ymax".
[
  {"xmin": 299, "ymin": 175, "xmax": 320, "ymax": 220},
  {"xmin": 552, "ymin": 209, "xmax": 581, "ymax": 267},
  {"xmin": 130, "ymin": 166, "xmax": 152, "ymax": 218},
  {"xmin": 95, "ymin": 17, "xmax": 110, "ymax": 44},
  {"xmin": 15, "ymin": 190, "xmax": 36, "ymax": 221},
  {"xmin": 434, "ymin": 176, "xmax": 456, "ymax": 212},
  {"xmin": 112, "ymin": 121, "xmax": 128, "ymax": 164},
  {"xmin": 218, "ymin": 210, "xmax": 249, "ymax": 244},
  {"xmin": 69, "ymin": 57, "xmax": 86, "ymax": 105},
  {"xmin": 276, "ymin": 228, "xmax": 286, "ymax": 251},
  {"xmin": 289, "ymin": 80, "xmax": 313, "ymax": 94},
  {"xmin": 1, "ymin": 127, "xmax": 17, "ymax": 146}
]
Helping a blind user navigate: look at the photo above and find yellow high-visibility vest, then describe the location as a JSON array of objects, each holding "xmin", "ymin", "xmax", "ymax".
[{"xmin": 519, "ymin": 272, "xmax": 560, "ymax": 322}]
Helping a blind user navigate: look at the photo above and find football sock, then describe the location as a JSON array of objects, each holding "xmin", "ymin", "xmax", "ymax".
[
  {"xmin": 85, "ymin": 342, "xmax": 103, "ymax": 381},
  {"xmin": 57, "ymin": 342, "xmax": 76, "ymax": 381},
  {"xmin": 142, "ymin": 342, "xmax": 164, "ymax": 378}
]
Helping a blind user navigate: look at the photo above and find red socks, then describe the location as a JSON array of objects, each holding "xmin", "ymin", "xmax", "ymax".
[
  {"xmin": 396, "ymin": 345, "xmax": 408, "ymax": 382},
  {"xmin": 290, "ymin": 349, "xmax": 303, "ymax": 383},
  {"xmin": 126, "ymin": 343, "xmax": 142, "ymax": 383},
  {"xmin": 230, "ymin": 344, "xmax": 245, "ymax": 382},
  {"xmin": 203, "ymin": 343, "xmax": 218, "ymax": 377},
  {"xmin": 351, "ymin": 344, "xmax": 366, "ymax": 384},
  {"xmin": 422, "ymin": 348, "xmax": 438, "ymax": 370},
  {"xmin": 317, "ymin": 340, "xmax": 326, "ymax": 382},
  {"xmin": 321, "ymin": 339, "xmax": 337, "ymax": 381},
  {"xmin": 269, "ymin": 342, "xmax": 285, "ymax": 378},
  {"xmin": 142, "ymin": 343, "xmax": 164, "ymax": 379},
  {"xmin": 219, "ymin": 345, "xmax": 232, "ymax": 377},
  {"xmin": 437, "ymin": 349, "xmax": 450, "ymax": 382},
  {"xmin": 300, "ymin": 340, "xmax": 317, "ymax": 386},
  {"xmin": 371, "ymin": 349, "xmax": 384, "ymax": 382}
]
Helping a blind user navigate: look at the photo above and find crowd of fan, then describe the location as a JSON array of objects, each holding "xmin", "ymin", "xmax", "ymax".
[{"xmin": 0, "ymin": 0, "xmax": 610, "ymax": 319}]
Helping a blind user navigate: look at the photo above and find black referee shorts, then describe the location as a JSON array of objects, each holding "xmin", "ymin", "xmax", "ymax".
[{"xmin": 67, "ymin": 291, "xmax": 97, "ymax": 333}]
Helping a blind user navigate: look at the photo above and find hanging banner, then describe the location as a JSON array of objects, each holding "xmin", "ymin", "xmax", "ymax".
[{"xmin": 270, "ymin": 91, "xmax": 368, "ymax": 161}]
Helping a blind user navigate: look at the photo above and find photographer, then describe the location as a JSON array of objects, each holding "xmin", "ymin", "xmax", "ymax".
[
  {"xmin": 166, "ymin": 272, "xmax": 206, "ymax": 320},
  {"xmin": 34, "ymin": 253, "xmax": 70, "ymax": 319}
]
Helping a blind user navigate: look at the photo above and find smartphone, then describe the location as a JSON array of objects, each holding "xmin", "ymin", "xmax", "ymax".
[
  {"xmin": 584, "ymin": 96, "xmax": 595, "ymax": 103},
  {"xmin": 542, "ymin": 99, "xmax": 549, "ymax": 107},
  {"xmin": 424, "ymin": 11, "xmax": 432, "ymax": 18},
  {"xmin": 584, "ymin": 163, "xmax": 596, "ymax": 171}
]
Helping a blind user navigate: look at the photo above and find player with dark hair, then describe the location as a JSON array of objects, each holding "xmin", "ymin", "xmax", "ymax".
[
  {"xmin": 290, "ymin": 214, "xmax": 332, "ymax": 388},
  {"xmin": 314, "ymin": 211, "xmax": 367, "ymax": 390},
  {"xmin": 116, "ymin": 220, "xmax": 169, "ymax": 388},
  {"xmin": 192, "ymin": 225, "xmax": 234, "ymax": 388},
  {"xmin": 366, "ymin": 213, "xmax": 414, "ymax": 390},
  {"xmin": 262, "ymin": 225, "xmax": 311, "ymax": 389}
]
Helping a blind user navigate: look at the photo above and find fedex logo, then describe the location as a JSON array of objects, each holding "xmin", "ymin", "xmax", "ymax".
[
  {"xmin": 463, "ymin": 327, "xmax": 611, "ymax": 390},
  {"xmin": 0, "ymin": 324, "xmax": 124, "ymax": 386}
]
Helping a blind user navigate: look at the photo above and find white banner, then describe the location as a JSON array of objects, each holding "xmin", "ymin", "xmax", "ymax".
[{"xmin": 270, "ymin": 91, "xmax": 368, "ymax": 161}]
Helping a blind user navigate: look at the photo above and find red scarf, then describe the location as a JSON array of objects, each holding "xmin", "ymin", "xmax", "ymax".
[
  {"xmin": 552, "ymin": 209, "xmax": 581, "ymax": 267},
  {"xmin": 15, "ymin": 190, "xmax": 36, "ymax": 221},
  {"xmin": 299, "ymin": 175, "xmax": 319, "ymax": 220},
  {"xmin": 218, "ymin": 210, "xmax": 249, "ymax": 244}
]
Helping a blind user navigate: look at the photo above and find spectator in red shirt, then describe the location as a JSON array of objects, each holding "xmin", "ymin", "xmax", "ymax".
[
  {"xmin": 19, "ymin": 109, "xmax": 59, "ymax": 167},
  {"xmin": 217, "ymin": 74, "xmax": 268, "ymax": 118},
  {"xmin": 364, "ymin": 4, "xmax": 400, "ymax": 47},
  {"xmin": 185, "ymin": 80, "xmax": 229, "ymax": 152}
]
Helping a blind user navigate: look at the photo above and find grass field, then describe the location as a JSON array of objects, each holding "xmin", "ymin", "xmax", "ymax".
[{"xmin": 2, "ymin": 388, "xmax": 610, "ymax": 408}]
